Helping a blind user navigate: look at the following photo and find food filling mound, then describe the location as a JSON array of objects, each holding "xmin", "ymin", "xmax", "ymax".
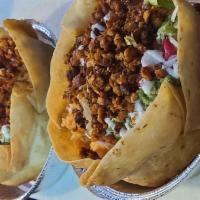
[
  {"xmin": 62, "ymin": 0, "xmax": 179, "ymax": 159},
  {"xmin": 0, "ymin": 37, "xmax": 29, "ymax": 144}
]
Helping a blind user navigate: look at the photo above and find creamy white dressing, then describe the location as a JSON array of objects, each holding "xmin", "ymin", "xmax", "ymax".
[
  {"xmin": 164, "ymin": 61, "xmax": 179, "ymax": 79},
  {"xmin": 139, "ymin": 79, "xmax": 154, "ymax": 96},
  {"xmin": 134, "ymin": 100, "xmax": 145, "ymax": 123},
  {"xmin": 141, "ymin": 50, "xmax": 164, "ymax": 67},
  {"xmin": 80, "ymin": 58, "xmax": 86, "ymax": 66},
  {"xmin": 105, "ymin": 99, "xmax": 145, "ymax": 138},
  {"xmin": 164, "ymin": 55, "xmax": 177, "ymax": 67},
  {"xmin": 92, "ymin": 23, "xmax": 105, "ymax": 32},
  {"xmin": 90, "ymin": 31, "xmax": 97, "ymax": 39},
  {"xmin": 105, "ymin": 118, "xmax": 116, "ymax": 131},
  {"xmin": 90, "ymin": 23, "xmax": 105, "ymax": 39},
  {"xmin": 119, "ymin": 127, "xmax": 127, "ymax": 138},
  {"xmin": 141, "ymin": 50, "xmax": 179, "ymax": 78},
  {"xmin": 123, "ymin": 100, "xmax": 145, "ymax": 136},
  {"xmin": 104, "ymin": 12, "xmax": 111, "ymax": 22},
  {"xmin": 0, "ymin": 125, "xmax": 10, "ymax": 143},
  {"xmin": 79, "ymin": 98, "xmax": 93, "ymax": 138},
  {"xmin": 78, "ymin": 45, "xmax": 84, "ymax": 50}
]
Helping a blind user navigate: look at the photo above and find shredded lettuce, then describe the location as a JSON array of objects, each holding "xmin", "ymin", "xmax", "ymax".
[
  {"xmin": 137, "ymin": 79, "xmax": 163, "ymax": 110},
  {"xmin": 157, "ymin": 21, "xmax": 177, "ymax": 41},
  {"xmin": 147, "ymin": 0, "xmax": 175, "ymax": 9},
  {"xmin": 165, "ymin": 75, "xmax": 181, "ymax": 86},
  {"xmin": 137, "ymin": 75, "xmax": 180, "ymax": 110}
]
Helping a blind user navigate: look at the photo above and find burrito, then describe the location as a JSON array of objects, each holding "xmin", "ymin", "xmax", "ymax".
[
  {"xmin": 0, "ymin": 19, "xmax": 53, "ymax": 186},
  {"xmin": 47, "ymin": 0, "xmax": 200, "ymax": 187}
]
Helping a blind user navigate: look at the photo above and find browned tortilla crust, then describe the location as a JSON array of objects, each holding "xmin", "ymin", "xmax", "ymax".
[
  {"xmin": 47, "ymin": 0, "xmax": 200, "ymax": 187},
  {"xmin": 0, "ymin": 20, "xmax": 53, "ymax": 186}
]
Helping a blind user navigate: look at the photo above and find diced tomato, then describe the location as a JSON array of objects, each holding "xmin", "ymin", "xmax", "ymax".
[{"xmin": 163, "ymin": 38, "xmax": 177, "ymax": 60}]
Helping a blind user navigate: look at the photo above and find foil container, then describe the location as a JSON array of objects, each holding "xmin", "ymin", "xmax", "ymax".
[
  {"xmin": 86, "ymin": 154, "xmax": 200, "ymax": 200},
  {"xmin": 21, "ymin": 149, "xmax": 200, "ymax": 200}
]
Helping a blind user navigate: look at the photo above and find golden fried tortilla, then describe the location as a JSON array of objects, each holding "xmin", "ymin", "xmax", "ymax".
[
  {"xmin": 173, "ymin": 0, "xmax": 200, "ymax": 133},
  {"xmin": 123, "ymin": 0, "xmax": 200, "ymax": 186},
  {"xmin": 80, "ymin": 81, "xmax": 185, "ymax": 186},
  {"xmin": 47, "ymin": 0, "xmax": 97, "ymax": 168},
  {"xmin": 0, "ymin": 19, "xmax": 53, "ymax": 186},
  {"xmin": 47, "ymin": 0, "xmax": 200, "ymax": 187},
  {"xmin": 124, "ymin": 130, "xmax": 200, "ymax": 187}
]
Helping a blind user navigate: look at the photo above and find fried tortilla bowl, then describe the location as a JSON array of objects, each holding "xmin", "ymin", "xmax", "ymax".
[
  {"xmin": 0, "ymin": 19, "xmax": 53, "ymax": 186},
  {"xmin": 47, "ymin": 0, "xmax": 200, "ymax": 187}
]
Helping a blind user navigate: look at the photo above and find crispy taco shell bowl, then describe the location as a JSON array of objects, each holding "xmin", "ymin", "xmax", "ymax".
[
  {"xmin": 47, "ymin": 0, "xmax": 200, "ymax": 189},
  {"xmin": 0, "ymin": 19, "xmax": 53, "ymax": 186}
]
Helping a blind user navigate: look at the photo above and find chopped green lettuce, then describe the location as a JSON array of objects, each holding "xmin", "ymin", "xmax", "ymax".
[
  {"xmin": 165, "ymin": 75, "xmax": 181, "ymax": 86},
  {"xmin": 137, "ymin": 75, "xmax": 180, "ymax": 111},
  {"xmin": 137, "ymin": 89, "xmax": 151, "ymax": 110},
  {"xmin": 147, "ymin": 0, "xmax": 175, "ymax": 9},
  {"xmin": 157, "ymin": 21, "xmax": 177, "ymax": 40},
  {"xmin": 137, "ymin": 79, "xmax": 163, "ymax": 110}
]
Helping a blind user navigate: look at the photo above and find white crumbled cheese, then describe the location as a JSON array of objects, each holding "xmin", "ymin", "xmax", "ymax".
[
  {"xmin": 92, "ymin": 23, "xmax": 105, "ymax": 32},
  {"xmin": 80, "ymin": 58, "xmax": 85, "ymax": 66},
  {"xmin": 104, "ymin": 12, "xmax": 111, "ymax": 22},
  {"xmin": 78, "ymin": 45, "xmax": 84, "ymax": 50},
  {"xmin": 169, "ymin": 37, "xmax": 178, "ymax": 48},
  {"xmin": 90, "ymin": 31, "xmax": 96, "ymax": 39},
  {"xmin": 0, "ymin": 125, "xmax": 10, "ymax": 143},
  {"xmin": 141, "ymin": 50, "xmax": 165, "ymax": 67},
  {"xmin": 139, "ymin": 79, "xmax": 154, "ymax": 96}
]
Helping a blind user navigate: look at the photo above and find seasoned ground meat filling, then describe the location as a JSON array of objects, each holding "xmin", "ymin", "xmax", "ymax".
[
  {"xmin": 63, "ymin": 0, "xmax": 170, "ymax": 158},
  {"xmin": 0, "ymin": 37, "xmax": 25, "ymax": 126}
]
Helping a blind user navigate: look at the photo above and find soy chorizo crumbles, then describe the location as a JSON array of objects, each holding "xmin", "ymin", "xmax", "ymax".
[
  {"xmin": 0, "ymin": 37, "xmax": 24, "ymax": 126},
  {"xmin": 62, "ymin": 0, "xmax": 177, "ymax": 159}
]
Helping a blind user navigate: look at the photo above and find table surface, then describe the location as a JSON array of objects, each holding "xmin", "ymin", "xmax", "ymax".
[{"xmin": 1, "ymin": 0, "xmax": 200, "ymax": 199}]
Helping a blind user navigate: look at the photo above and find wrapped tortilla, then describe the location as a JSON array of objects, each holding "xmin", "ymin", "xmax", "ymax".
[
  {"xmin": 0, "ymin": 19, "xmax": 53, "ymax": 186},
  {"xmin": 47, "ymin": 0, "xmax": 200, "ymax": 187}
]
